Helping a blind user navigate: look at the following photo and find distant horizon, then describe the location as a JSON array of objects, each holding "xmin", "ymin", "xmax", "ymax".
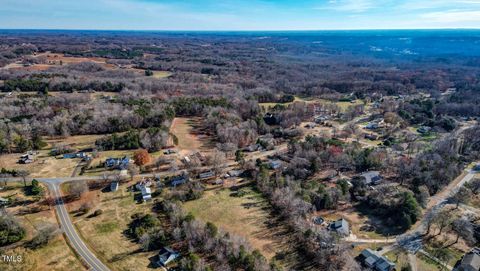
[
  {"xmin": 1, "ymin": 28, "xmax": 480, "ymax": 32},
  {"xmin": 2, "ymin": 1, "xmax": 480, "ymax": 31}
]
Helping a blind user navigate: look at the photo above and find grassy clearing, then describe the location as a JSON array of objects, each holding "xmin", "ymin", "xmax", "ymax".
[
  {"xmin": 152, "ymin": 71, "xmax": 172, "ymax": 78},
  {"xmin": 65, "ymin": 181, "xmax": 157, "ymax": 271},
  {"xmin": 384, "ymin": 249, "xmax": 410, "ymax": 270},
  {"xmin": 0, "ymin": 182, "xmax": 85, "ymax": 271},
  {"xmin": 317, "ymin": 98, "xmax": 365, "ymax": 111},
  {"xmin": 416, "ymin": 253, "xmax": 443, "ymax": 271},
  {"xmin": 170, "ymin": 117, "xmax": 212, "ymax": 156},
  {"xmin": 182, "ymin": 186, "xmax": 295, "ymax": 262}
]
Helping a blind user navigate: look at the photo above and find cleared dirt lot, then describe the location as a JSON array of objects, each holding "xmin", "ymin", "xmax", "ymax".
[{"xmin": 0, "ymin": 152, "xmax": 79, "ymax": 178}]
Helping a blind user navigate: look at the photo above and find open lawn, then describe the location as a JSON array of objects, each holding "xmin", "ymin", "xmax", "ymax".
[
  {"xmin": 64, "ymin": 180, "xmax": 158, "ymax": 271},
  {"xmin": 46, "ymin": 134, "xmax": 102, "ymax": 151},
  {"xmin": 385, "ymin": 249, "xmax": 446, "ymax": 271},
  {"xmin": 182, "ymin": 185, "xmax": 298, "ymax": 265},
  {"xmin": 384, "ymin": 249, "xmax": 410, "ymax": 271},
  {"xmin": 0, "ymin": 182, "xmax": 85, "ymax": 271},
  {"xmin": 152, "ymin": 71, "xmax": 172, "ymax": 78},
  {"xmin": 318, "ymin": 205, "xmax": 396, "ymax": 240},
  {"xmin": 317, "ymin": 98, "xmax": 366, "ymax": 111}
]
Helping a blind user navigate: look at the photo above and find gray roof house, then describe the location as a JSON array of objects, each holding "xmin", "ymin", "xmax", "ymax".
[
  {"xmin": 454, "ymin": 248, "xmax": 480, "ymax": 271},
  {"xmin": 329, "ymin": 218, "xmax": 350, "ymax": 236},
  {"xmin": 361, "ymin": 171, "xmax": 383, "ymax": 185},
  {"xmin": 359, "ymin": 249, "xmax": 395, "ymax": 271},
  {"xmin": 141, "ymin": 186, "xmax": 152, "ymax": 201},
  {"xmin": 198, "ymin": 170, "xmax": 215, "ymax": 180},
  {"xmin": 269, "ymin": 160, "xmax": 283, "ymax": 170},
  {"xmin": 156, "ymin": 247, "xmax": 180, "ymax": 267}
]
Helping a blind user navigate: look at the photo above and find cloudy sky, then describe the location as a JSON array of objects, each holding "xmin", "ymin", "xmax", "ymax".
[{"xmin": 1, "ymin": 0, "xmax": 480, "ymax": 30}]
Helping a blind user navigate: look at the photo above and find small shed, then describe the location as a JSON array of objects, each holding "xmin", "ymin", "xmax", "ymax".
[
  {"xmin": 141, "ymin": 186, "xmax": 152, "ymax": 201},
  {"xmin": 269, "ymin": 160, "xmax": 283, "ymax": 170},
  {"xmin": 361, "ymin": 171, "xmax": 383, "ymax": 185},
  {"xmin": 329, "ymin": 218, "xmax": 350, "ymax": 236},
  {"xmin": 110, "ymin": 182, "xmax": 119, "ymax": 192},
  {"xmin": 156, "ymin": 247, "xmax": 180, "ymax": 267}
]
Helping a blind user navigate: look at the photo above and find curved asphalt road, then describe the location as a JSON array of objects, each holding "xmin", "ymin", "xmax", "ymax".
[{"xmin": 47, "ymin": 182, "xmax": 110, "ymax": 271}]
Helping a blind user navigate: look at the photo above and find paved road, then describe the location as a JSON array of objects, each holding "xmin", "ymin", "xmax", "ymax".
[
  {"xmin": 344, "ymin": 166, "xmax": 478, "ymax": 245},
  {"xmin": 412, "ymin": 168, "xmax": 476, "ymax": 235},
  {"xmin": 407, "ymin": 253, "xmax": 418, "ymax": 271},
  {"xmin": 47, "ymin": 182, "xmax": 110, "ymax": 271}
]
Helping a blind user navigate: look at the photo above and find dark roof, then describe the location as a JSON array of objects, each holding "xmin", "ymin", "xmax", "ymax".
[
  {"xmin": 359, "ymin": 249, "xmax": 395, "ymax": 271},
  {"xmin": 330, "ymin": 218, "xmax": 349, "ymax": 235},
  {"xmin": 458, "ymin": 251, "xmax": 480, "ymax": 271},
  {"xmin": 361, "ymin": 171, "xmax": 382, "ymax": 185}
]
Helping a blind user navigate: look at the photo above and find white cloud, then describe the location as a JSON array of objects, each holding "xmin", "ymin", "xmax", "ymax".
[
  {"xmin": 420, "ymin": 9, "xmax": 480, "ymax": 23},
  {"xmin": 315, "ymin": 0, "xmax": 377, "ymax": 13},
  {"xmin": 398, "ymin": 0, "xmax": 480, "ymax": 10}
]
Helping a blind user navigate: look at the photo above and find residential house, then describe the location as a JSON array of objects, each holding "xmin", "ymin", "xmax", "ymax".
[
  {"xmin": 198, "ymin": 170, "xmax": 215, "ymax": 180},
  {"xmin": 417, "ymin": 126, "xmax": 432, "ymax": 134},
  {"xmin": 110, "ymin": 182, "xmax": 119, "ymax": 192},
  {"xmin": 454, "ymin": 248, "xmax": 480, "ymax": 271},
  {"xmin": 105, "ymin": 156, "xmax": 129, "ymax": 169},
  {"xmin": 361, "ymin": 171, "xmax": 383, "ymax": 186},
  {"xmin": 269, "ymin": 160, "xmax": 283, "ymax": 170},
  {"xmin": 358, "ymin": 249, "xmax": 395, "ymax": 271},
  {"xmin": 329, "ymin": 218, "xmax": 350, "ymax": 236},
  {"xmin": 314, "ymin": 116, "xmax": 329, "ymax": 123},
  {"xmin": 135, "ymin": 178, "xmax": 153, "ymax": 191},
  {"xmin": 63, "ymin": 152, "xmax": 89, "ymax": 159},
  {"xmin": 226, "ymin": 170, "xmax": 244, "ymax": 178},
  {"xmin": 170, "ymin": 175, "xmax": 188, "ymax": 187},
  {"xmin": 141, "ymin": 186, "xmax": 152, "ymax": 201},
  {"xmin": 18, "ymin": 154, "xmax": 34, "ymax": 164},
  {"xmin": 473, "ymin": 164, "xmax": 480, "ymax": 172},
  {"xmin": 243, "ymin": 144, "xmax": 260, "ymax": 152},
  {"xmin": 156, "ymin": 247, "xmax": 180, "ymax": 267},
  {"xmin": 365, "ymin": 122, "xmax": 380, "ymax": 130}
]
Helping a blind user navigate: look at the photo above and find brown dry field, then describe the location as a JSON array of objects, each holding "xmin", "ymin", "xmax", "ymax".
[
  {"xmin": 0, "ymin": 152, "xmax": 79, "ymax": 178},
  {"xmin": 182, "ymin": 186, "xmax": 298, "ymax": 264},
  {"xmin": 0, "ymin": 182, "xmax": 85, "ymax": 271},
  {"xmin": 170, "ymin": 117, "xmax": 212, "ymax": 157},
  {"xmin": 1, "ymin": 52, "xmax": 172, "ymax": 77},
  {"xmin": 62, "ymin": 180, "xmax": 156, "ymax": 271},
  {"xmin": 0, "ymin": 134, "xmax": 102, "ymax": 178}
]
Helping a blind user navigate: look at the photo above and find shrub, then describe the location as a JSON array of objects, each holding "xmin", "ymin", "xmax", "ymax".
[{"xmin": 0, "ymin": 212, "xmax": 26, "ymax": 246}]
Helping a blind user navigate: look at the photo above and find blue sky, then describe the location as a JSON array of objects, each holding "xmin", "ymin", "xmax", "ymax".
[{"xmin": 1, "ymin": 0, "xmax": 480, "ymax": 30}]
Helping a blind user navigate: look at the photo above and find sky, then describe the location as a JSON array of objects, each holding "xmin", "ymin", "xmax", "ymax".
[{"xmin": 1, "ymin": 0, "xmax": 480, "ymax": 30}]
